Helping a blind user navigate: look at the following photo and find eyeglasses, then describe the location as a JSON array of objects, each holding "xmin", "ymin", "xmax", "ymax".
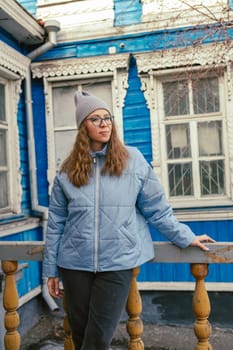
[{"xmin": 86, "ymin": 115, "xmax": 114, "ymax": 127}]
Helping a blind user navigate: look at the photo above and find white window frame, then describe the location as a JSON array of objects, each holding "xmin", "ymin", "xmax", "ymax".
[
  {"xmin": 157, "ymin": 71, "xmax": 230, "ymax": 208},
  {"xmin": 0, "ymin": 40, "xmax": 28, "ymax": 217},
  {"xmin": 135, "ymin": 42, "xmax": 233, "ymax": 218},
  {"xmin": 31, "ymin": 54, "xmax": 130, "ymax": 191}
]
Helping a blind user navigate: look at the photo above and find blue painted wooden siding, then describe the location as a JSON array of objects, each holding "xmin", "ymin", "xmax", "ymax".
[
  {"xmin": 123, "ymin": 56, "xmax": 152, "ymax": 162},
  {"xmin": 0, "ymin": 28, "xmax": 22, "ymax": 51},
  {"xmin": 16, "ymin": 0, "xmax": 37, "ymax": 17},
  {"xmin": 35, "ymin": 23, "xmax": 233, "ymax": 62},
  {"xmin": 138, "ymin": 220, "xmax": 233, "ymax": 283},
  {"xmin": 114, "ymin": 0, "xmax": 142, "ymax": 26},
  {"xmin": 32, "ymin": 80, "xmax": 49, "ymax": 207}
]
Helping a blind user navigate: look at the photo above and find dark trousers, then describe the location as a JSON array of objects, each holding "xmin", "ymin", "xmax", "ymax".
[{"xmin": 59, "ymin": 268, "xmax": 133, "ymax": 350}]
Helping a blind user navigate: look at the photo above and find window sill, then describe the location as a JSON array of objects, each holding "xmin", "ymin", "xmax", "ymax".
[
  {"xmin": 173, "ymin": 207, "xmax": 233, "ymax": 222},
  {"xmin": 0, "ymin": 217, "xmax": 41, "ymax": 237}
]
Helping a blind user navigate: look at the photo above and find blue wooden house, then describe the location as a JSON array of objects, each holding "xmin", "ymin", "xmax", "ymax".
[{"xmin": 1, "ymin": 0, "xmax": 233, "ymax": 323}]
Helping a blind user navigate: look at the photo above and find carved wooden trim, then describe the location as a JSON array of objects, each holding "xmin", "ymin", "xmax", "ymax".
[
  {"xmin": 31, "ymin": 54, "xmax": 130, "ymax": 78},
  {"xmin": 135, "ymin": 42, "xmax": 233, "ymax": 73},
  {"xmin": 0, "ymin": 41, "xmax": 30, "ymax": 78},
  {"xmin": 11, "ymin": 80, "xmax": 23, "ymax": 213},
  {"xmin": 225, "ymin": 63, "xmax": 233, "ymax": 200},
  {"xmin": 140, "ymin": 73, "xmax": 161, "ymax": 180}
]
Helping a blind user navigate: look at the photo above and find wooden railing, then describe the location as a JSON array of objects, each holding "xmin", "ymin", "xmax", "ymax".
[{"xmin": 0, "ymin": 241, "xmax": 233, "ymax": 350}]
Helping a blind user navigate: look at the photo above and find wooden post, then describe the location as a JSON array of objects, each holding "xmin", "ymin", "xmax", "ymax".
[
  {"xmin": 191, "ymin": 263, "xmax": 213, "ymax": 350},
  {"xmin": 62, "ymin": 293, "xmax": 75, "ymax": 350},
  {"xmin": 126, "ymin": 267, "xmax": 144, "ymax": 350},
  {"xmin": 1, "ymin": 261, "xmax": 20, "ymax": 350}
]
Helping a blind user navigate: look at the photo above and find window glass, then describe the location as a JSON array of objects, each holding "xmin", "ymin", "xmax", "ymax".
[
  {"xmin": 168, "ymin": 163, "xmax": 193, "ymax": 196},
  {"xmin": 0, "ymin": 84, "xmax": 5, "ymax": 122},
  {"xmin": 0, "ymin": 83, "xmax": 9, "ymax": 210},
  {"xmin": 52, "ymin": 85, "xmax": 77, "ymax": 128},
  {"xmin": 193, "ymin": 77, "xmax": 219, "ymax": 114},
  {"xmin": 198, "ymin": 121, "xmax": 222, "ymax": 156},
  {"xmin": 200, "ymin": 160, "xmax": 225, "ymax": 195},
  {"xmin": 0, "ymin": 167, "xmax": 8, "ymax": 209},
  {"xmin": 54, "ymin": 130, "xmax": 77, "ymax": 169},
  {"xmin": 166, "ymin": 123, "xmax": 191, "ymax": 159},
  {"xmin": 0, "ymin": 129, "xmax": 7, "ymax": 165},
  {"xmin": 163, "ymin": 80, "xmax": 189, "ymax": 116},
  {"xmin": 82, "ymin": 82, "xmax": 113, "ymax": 111}
]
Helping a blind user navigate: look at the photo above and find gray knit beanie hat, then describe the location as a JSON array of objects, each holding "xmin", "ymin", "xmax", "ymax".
[{"xmin": 74, "ymin": 91, "xmax": 112, "ymax": 128}]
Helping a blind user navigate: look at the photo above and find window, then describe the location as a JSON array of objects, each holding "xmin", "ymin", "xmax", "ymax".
[
  {"xmin": 31, "ymin": 53, "xmax": 130, "ymax": 187},
  {"xmin": 161, "ymin": 74, "xmax": 226, "ymax": 203},
  {"xmin": 0, "ymin": 75, "xmax": 21, "ymax": 217}
]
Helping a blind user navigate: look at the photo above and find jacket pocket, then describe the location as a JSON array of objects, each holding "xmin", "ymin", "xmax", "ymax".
[{"xmin": 118, "ymin": 224, "xmax": 136, "ymax": 247}]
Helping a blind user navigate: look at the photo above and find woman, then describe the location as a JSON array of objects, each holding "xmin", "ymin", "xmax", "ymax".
[{"xmin": 43, "ymin": 91, "xmax": 214, "ymax": 350}]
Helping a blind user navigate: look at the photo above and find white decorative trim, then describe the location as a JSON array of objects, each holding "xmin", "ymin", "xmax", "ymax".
[
  {"xmin": 0, "ymin": 40, "xmax": 30, "ymax": 78},
  {"xmin": 10, "ymin": 80, "xmax": 23, "ymax": 214},
  {"xmin": 43, "ymin": 78, "xmax": 56, "ymax": 192},
  {"xmin": 135, "ymin": 42, "xmax": 233, "ymax": 74},
  {"xmin": 140, "ymin": 74, "xmax": 162, "ymax": 180},
  {"xmin": 225, "ymin": 64, "xmax": 233, "ymax": 201},
  {"xmin": 31, "ymin": 54, "xmax": 130, "ymax": 78}
]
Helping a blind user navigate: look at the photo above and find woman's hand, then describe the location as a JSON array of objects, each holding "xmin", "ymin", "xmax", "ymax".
[
  {"xmin": 190, "ymin": 234, "xmax": 216, "ymax": 251},
  {"xmin": 47, "ymin": 277, "xmax": 64, "ymax": 298}
]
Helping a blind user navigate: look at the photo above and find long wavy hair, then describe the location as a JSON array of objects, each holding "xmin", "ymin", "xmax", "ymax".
[{"xmin": 60, "ymin": 121, "xmax": 130, "ymax": 187}]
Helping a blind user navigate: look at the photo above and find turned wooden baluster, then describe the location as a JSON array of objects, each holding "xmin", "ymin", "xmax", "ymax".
[
  {"xmin": 126, "ymin": 266, "xmax": 144, "ymax": 350},
  {"xmin": 191, "ymin": 263, "xmax": 213, "ymax": 350},
  {"xmin": 1, "ymin": 260, "xmax": 20, "ymax": 350},
  {"xmin": 63, "ymin": 293, "xmax": 75, "ymax": 350}
]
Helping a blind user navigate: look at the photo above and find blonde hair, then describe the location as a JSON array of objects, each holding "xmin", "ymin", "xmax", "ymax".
[{"xmin": 60, "ymin": 122, "xmax": 129, "ymax": 187}]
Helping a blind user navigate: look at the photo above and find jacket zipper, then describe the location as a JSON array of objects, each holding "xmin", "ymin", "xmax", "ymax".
[{"xmin": 93, "ymin": 156, "xmax": 99, "ymax": 272}]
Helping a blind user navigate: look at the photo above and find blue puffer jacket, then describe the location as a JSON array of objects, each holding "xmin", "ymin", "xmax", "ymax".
[{"xmin": 43, "ymin": 146, "xmax": 196, "ymax": 277}]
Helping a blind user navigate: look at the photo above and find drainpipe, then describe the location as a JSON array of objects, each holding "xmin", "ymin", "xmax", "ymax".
[{"xmin": 26, "ymin": 20, "xmax": 60, "ymax": 311}]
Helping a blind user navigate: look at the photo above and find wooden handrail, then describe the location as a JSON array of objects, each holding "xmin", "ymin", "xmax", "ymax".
[
  {"xmin": 0, "ymin": 241, "xmax": 233, "ymax": 263},
  {"xmin": 0, "ymin": 242, "xmax": 232, "ymax": 350}
]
